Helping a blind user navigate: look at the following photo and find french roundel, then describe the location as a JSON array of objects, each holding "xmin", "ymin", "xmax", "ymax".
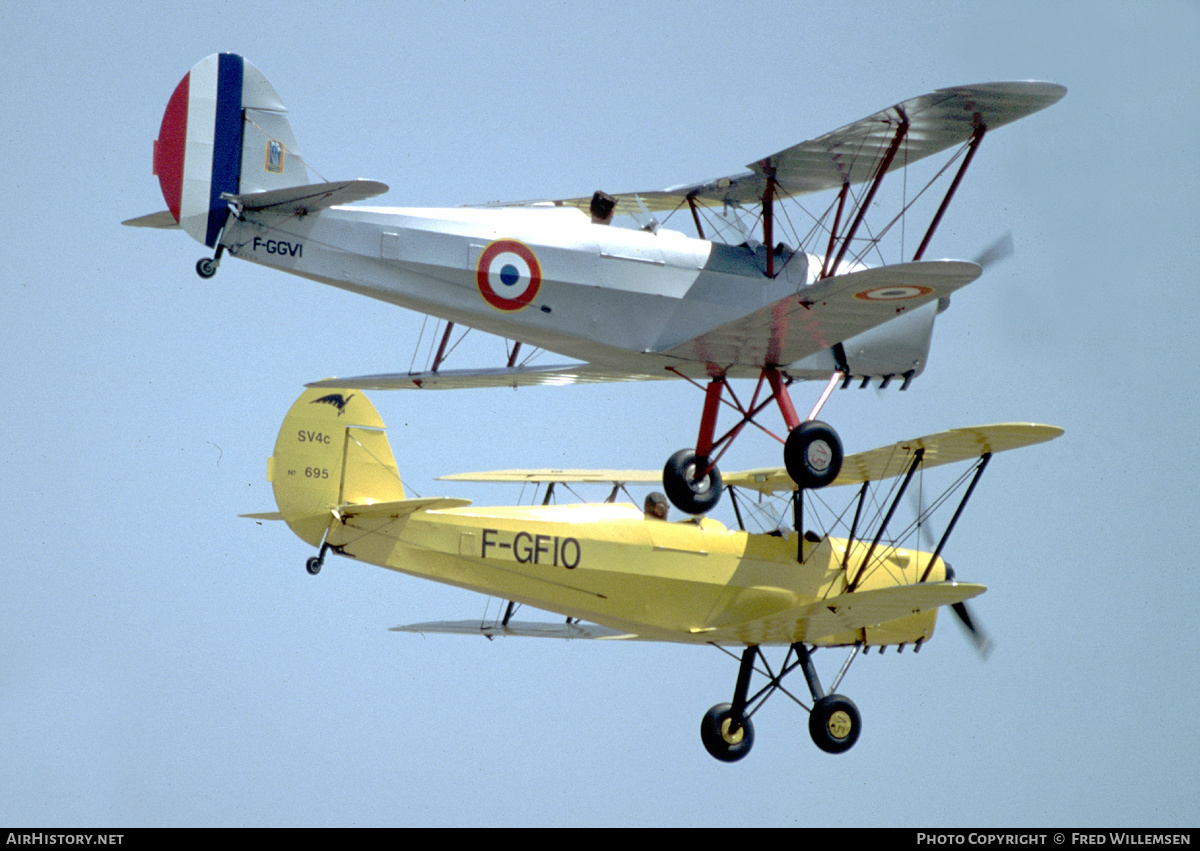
[
  {"xmin": 476, "ymin": 239, "xmax": 542, "ymax": 311},
  {"xmin": 854, "ymin": 284, "xmax": 934, "ymax": 301}
]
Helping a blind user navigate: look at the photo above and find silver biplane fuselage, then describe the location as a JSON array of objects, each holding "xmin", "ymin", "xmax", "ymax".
[{"xmin": 224, "ymin": 202, "xmax": 923, "ymax": 383}]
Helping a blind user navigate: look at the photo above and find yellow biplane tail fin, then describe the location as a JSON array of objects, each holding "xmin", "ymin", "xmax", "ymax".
[{"xmin": 266, "ymin": 387, "xmax": 405, "ymax": 546}]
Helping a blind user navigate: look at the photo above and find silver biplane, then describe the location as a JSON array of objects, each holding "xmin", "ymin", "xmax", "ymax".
[{"xmin": 127, "ymin": 54, "xmax": 1065, "ymax": 514}]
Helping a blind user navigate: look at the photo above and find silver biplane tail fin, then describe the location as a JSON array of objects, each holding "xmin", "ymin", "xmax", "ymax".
[
  {"xmin": 264, "ymin": 387, "xmax": 406, "ymax": 547},
  {"xmin": 152, "ymin": 53, "xmax": 309, "ymax": 248}
]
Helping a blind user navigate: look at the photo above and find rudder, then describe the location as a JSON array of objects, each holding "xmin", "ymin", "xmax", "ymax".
[
  {"xmin": 153, "ymin": 53, "xmax": 309, "ymax": 247},
  {"xmin": 268, "ymin": 388, "xmax": 405, "ymax": 547}
]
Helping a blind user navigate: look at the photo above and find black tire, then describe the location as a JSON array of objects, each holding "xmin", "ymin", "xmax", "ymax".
[
  {"xmin": 784, "ymin": 420, "xmax": 843, "ymax": 489},
  {"xmin": 305, "ymin": 556, "xmax": 322, "ymax": 576},
  {"xmin": 700, "ymin": 703, "xmax": 755, "ymax": 763},
  {"xmin": 662, "ymin": 449, "xmax": 723, "ymax": 514},
  {"xmin": 196, "ymin": 257, "xmax": 218, "ymax": 279},
  {"xmin": 809, "ymin": 694, "xmax": 861, "ymax": 754}
]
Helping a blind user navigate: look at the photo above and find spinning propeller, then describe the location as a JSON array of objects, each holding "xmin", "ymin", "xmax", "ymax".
[
  {"xmin": 938, "ymin": 232, "xmax": 1015, "ymax": 314},
  {"xmin": 911, "ymin": 491, "xmax": 994, "ymax": 659}
]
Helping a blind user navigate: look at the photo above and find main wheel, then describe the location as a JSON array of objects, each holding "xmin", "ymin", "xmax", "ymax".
[
  {"xmin": 305, "ymin": 556, "xmax": 322, "ymax": 576},
  {"xmin": 700, "ymin": 703, "xmax": 755, "ymax": 763},
  {"xmin": 809, "ymin": 694, "xmax": 861, "ymax": 754},
  {"xmin": 196, "ymin": 257, "xmax": 218, "ymax": 279},
  {"xmin": 663, "ymin": 449, "xmax": 723, "ymax": 515},
  {"xmin": 784, "ymin": 420, "xmax": 843, "ymax": 490}
]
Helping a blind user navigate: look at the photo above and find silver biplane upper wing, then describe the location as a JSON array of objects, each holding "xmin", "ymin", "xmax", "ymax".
[{"xmin": 500, "ymin": 82, "xmax": 1066, "ymax": 215}]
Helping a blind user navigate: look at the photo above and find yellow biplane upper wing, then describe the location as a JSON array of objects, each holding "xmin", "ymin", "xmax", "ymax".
[
  {"xmin": 442, "ymin": 423, "xmax": 1063, "ymax": 491},
  {"xmin": 726, "ymin": 423, "xmax": 1063, "ymax": 494},
  {"xmin": 439, "ymin": 469, "xmax": 662, "ymax": 484},
  {"xmin": 492, "ymin": 82, "xmax": 1066, "ymax": 214}
]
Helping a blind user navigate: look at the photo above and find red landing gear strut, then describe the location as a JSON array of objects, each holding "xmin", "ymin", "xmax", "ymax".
[{"xmin": 661, "ymin": 368, "xmax": 845, "ymax": 515}]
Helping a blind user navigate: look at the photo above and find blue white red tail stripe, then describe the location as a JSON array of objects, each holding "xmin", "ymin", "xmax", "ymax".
[
  {"xmin": 207, "ymin": 54, "xmax": 245, "ymax": 247},
  {"xmin": 154, "ymin": 53, "xmax": 245, "ymax": 248}
]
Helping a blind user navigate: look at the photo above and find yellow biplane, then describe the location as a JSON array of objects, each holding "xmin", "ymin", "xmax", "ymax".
[{"xmin": 246, "ymin": 388, "xmax": 1061, "ymax": 762}]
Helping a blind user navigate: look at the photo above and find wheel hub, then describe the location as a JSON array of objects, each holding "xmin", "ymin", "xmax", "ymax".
[
  {"xmin": 806, "ymin": 439, "xmax": 832, "ymax": 473},
  {"xmin": 719, "ymin": 717, "xmax": 745, "ymax": 745},
  {"xmin": 826, "ymin": 709, "xmax": 853, "ymax": 739}
]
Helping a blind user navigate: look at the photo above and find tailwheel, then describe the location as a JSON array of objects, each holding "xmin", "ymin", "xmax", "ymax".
[
  {"xmin": 700, "ymin": 703, "xmax": 755, "ymax": 763},
  {"xmin": 306, "ymin": 543, "xmax": 329, "ymax": 576},
  {"xmin": 808, "ymin": 694, "xmax": 861, "ymax": 754},
  {"xmin": 663, "ymin": 449, "xmax": 723, "ymax": 515},
  {"xmin": 784, "ymin": 420, "xmax": 843, "ymax": 490},
  {"xmin": 196, "ymin": 257, "xmax": 219, "ymax": 278},
  {"xmin": 196, "ymin": 244, "xmax": 225, "ymax": 279}
]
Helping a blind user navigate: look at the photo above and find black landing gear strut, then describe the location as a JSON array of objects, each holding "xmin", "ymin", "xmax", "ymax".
[{"xmin": 700, "ymin": 642, "xmax": 863, "ymax": 762}]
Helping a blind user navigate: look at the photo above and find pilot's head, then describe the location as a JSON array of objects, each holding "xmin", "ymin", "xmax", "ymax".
[
  {"xmin": 644, "ymin": 491, "xmax": 669, "ymax": 520},
  {"xmin": 590, "ymin": 190, "xmax": 616, "ymax": 224}
]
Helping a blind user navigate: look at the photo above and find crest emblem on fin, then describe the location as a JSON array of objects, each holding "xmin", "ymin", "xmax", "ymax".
[{"xmin": 311, "ymin": 393, "xmax": 354, "ymax": 415}]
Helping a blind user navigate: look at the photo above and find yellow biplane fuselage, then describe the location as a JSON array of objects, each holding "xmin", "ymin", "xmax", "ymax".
[
  {"xmin": 327, "ymin": 501, "xmax": 947, "ymax": 647},
  {"xmin": 247, "ymin": 387, "xmax": 1062, "ymax": 761},
  {"xmin": 257, "ymin": 388, "xmax": 970, "ymax": 649}
]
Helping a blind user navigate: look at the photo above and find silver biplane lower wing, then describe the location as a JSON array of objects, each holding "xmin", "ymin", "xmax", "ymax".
[
  {"xmin": 313, "ymin": 260, "xmax": 980, "ymax": 391},
  {"xmin": 308, "ymin": 362, "xmax": 675, "ymax": 391},
  {"xmin": 654, "ymin": 259, "xmax": 979, "ymax": 366}
]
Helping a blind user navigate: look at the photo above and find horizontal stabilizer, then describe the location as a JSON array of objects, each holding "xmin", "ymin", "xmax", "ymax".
[
  {"xmin": 225, "ymin": 179, "xmax": 389, "ymax": 216},
  {"xmin": 308, "ymin": 362, "xmax": 675, "ymax": 391},
  {"xmin": 390, "ymin": 620, "xmax": 636, "ymax": 640},
  {"xmin": 241, "ymin": 497, "xmax": 472, "ymax": 527},
  {"xmin": 335, "ymin": 497, "xmax": 472, "ymax": 521},
  {"xmin": 240, "ymin": 511, "xmax": 285, "ymax": 521},
  {"xmin": 122, "ymin": 211, "xmax": 180, "ymax": 229}
]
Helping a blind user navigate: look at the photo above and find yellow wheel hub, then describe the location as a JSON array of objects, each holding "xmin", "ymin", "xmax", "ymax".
[
  {"xmin": 827, "ymin": 709, "xmax": 853, "ymax": 739},
  {"xmin": 719, "ymin": 717, "xmax": 745, "ymax": 745}
]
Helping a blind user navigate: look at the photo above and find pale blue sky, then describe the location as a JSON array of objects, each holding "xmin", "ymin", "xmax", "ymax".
[{"xmin": 2, "ymin": 0, "xmax": 1197, "ymax": 827}]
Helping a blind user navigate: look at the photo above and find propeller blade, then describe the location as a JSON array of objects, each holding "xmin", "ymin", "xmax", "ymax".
[
  {"xmin": 943, "ymin": 563, "xmax": 994, "ymax": 659},
  {"xmin": 951, "ymin": 600, "xmax": 994, "ymax": 660},
  {"xmin": 939, "ymin": 233, "xmax": 1015, "ymax": 315},
  {"xmin": 973, "ymin": 232, "xmax": 1015, "ymax": 270}
]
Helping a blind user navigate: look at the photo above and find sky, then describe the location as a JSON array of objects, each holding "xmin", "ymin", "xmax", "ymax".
[{"xmin": 2, "ymin": 0, "xmax": 1198, "ymax": 828}]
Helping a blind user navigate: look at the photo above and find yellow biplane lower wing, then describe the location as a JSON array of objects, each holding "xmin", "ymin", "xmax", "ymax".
[
  {"xmin": 390, "ymin": 620, "xmax": 637, "ymax": 640},
  {"xmin": 714, "ymin": 581, "xmax": 986, "ymax": 646},
  {"xmin": 389, "ymin": 582, "xmax": 984, "ymax": 646}
]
